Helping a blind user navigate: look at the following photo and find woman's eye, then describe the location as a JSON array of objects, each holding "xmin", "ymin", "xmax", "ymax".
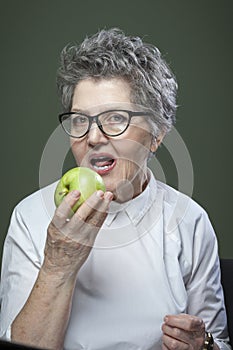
[
  {"xmin": 108, "ymin": 113, "xmax": 126, "ymax": 123},
  {"xmin": 72, "ymin": 115, "xmax": 88, "ymax": 124}
]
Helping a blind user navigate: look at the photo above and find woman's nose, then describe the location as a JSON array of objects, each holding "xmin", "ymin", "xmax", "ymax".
[{"xmin": 87, "ymin": 122, "xmax": 109, "ymax": 145}]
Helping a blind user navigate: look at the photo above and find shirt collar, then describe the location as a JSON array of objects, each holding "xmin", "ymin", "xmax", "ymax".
[{"xmin": 105, "ymin": 168, "xmax": 157, "ymax": 226}]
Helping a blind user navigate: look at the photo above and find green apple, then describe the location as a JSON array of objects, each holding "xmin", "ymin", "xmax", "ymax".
[{"xmin": 54, "ymin": 167, "xmax": 106, "ymax": 212}]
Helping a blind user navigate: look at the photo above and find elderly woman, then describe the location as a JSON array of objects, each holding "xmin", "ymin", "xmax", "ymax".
[{"xmin": 0, "ymin": 28, "xmax": 230, "ymax": 350}]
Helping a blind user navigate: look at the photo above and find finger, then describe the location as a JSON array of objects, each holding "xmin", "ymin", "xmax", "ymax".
[
  {"xmin": 77, "ymin": 190, "xmax": 113, "ymax": 220},
  {"xmin": 52, "ymin": 190, "xmax": 81, "ymax": 229},
  {"xmin": 162, "ymin": 343, "xmax": 169, "ymax": 350},
  {"xmin": 162, "ymin": 333, "xmax": 189, "ymax": 350},
  {"xmin": 162, "ymin": 323, "xmax": 191, "ymax": 345},
  {"xmin": 164, "ymin": 314, "xmax": 204, "ymax": 332},
  {"xmin": 72, "ymin": 190, "xmax": 113, "ymax": 225},
  {"xmin": 67, "ymin": 191, "xmax": 113, "ymax": 243},
  {"xmin": 82, "ymin": 191, "xmax": 114, "ymax": 227}
]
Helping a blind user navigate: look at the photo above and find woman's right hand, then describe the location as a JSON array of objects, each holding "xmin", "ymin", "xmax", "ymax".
[
  {"xmin": 11, "ymin": 189, "xmax": 113, "ymax": 349},
  {"xmin": 43, "ymin": 189, "xmax": 113, "ymax": 280}
]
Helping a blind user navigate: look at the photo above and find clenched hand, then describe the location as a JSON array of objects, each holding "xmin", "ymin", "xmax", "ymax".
[
  {"xmin": 162, "ymin": 313, "xmax": 206, "ymax": 350},
  {"xmin": 44, "ymin": 189, "xmax": 113, "ymax": 279}
]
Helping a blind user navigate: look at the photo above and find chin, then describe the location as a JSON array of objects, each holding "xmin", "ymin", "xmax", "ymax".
[{"xmin": 103, "ymin": 180, "xmax": 116, "ymax": 195}]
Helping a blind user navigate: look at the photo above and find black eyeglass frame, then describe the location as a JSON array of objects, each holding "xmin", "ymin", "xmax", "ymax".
[{"xmin": 59, "ymin": 109, "xmax": 153, "ymax": 138}]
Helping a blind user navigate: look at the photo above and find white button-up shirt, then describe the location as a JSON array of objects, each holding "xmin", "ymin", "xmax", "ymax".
[{"xmin": 0, "ymin": 170, "xmax": 230, "ymax": 349}]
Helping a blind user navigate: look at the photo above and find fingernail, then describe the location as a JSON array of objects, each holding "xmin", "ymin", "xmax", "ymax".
[
  {"xmin": 164, "ymin": 316, "xmax": 168, "ymax": 323},
  {"xmin": 96, "ymin": 190, "xmax": 104, "ymax": 198},
  {"xmin": 71, "ymin": 190, "xmax": 80, "ymax": 198},
  {"xmin": 105, "ymin": 192, "xmax": 114, "ymax": 201}
]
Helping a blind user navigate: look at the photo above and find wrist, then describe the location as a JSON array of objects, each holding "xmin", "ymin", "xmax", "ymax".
[{"xmin": 40, "ymin": 260, "xmax": 78, "ymax": 287}]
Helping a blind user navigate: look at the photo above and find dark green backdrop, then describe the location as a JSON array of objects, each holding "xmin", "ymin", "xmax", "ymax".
[{"xmin": 0, "ymin": 0, "xmax": 232, "ymax": 262}]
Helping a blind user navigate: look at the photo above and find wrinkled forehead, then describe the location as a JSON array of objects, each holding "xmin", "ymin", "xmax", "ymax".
[{"xmin": 71, "ymin": 102, "xmax": 153, "ymax": 115}]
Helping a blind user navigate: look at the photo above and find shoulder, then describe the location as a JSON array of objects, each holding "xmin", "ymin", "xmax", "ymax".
[
  {"xmin": 15, "ymin": 181, "xmax": 58, "ymax": 218},
  {"xmin": 6, "ymin": 181, "xmax": 58, "ymax": 259},
  {"xmin": 154, "ymin": 179, "xmax": 216, "ymax": 244},
  {"xmin": 9, "ymin": 181, "xmax": 58, "ymax": 244},
  {"xmin": 156, "ymin": 180, "xmax": 207, "ymax": 222},
  {"xmin": 154, "ymin": 181, "xmax": 219, "ymax": 277}
]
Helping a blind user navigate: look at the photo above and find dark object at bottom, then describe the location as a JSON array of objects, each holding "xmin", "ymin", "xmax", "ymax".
[
  {"xmin": 0, "ymin": 339, "xmax": 48, "ymax": 349},
  {"xmin": 220, "ymin": 258, "xmax": 233, "ymax": 346}
]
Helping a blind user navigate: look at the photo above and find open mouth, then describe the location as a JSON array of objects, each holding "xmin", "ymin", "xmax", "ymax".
[{"xmin": 89, "ymin": 155, "xmax": 116, "ymax": 175}]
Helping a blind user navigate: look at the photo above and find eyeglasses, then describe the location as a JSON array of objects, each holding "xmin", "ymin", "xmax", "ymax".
[{"xmin": 59, "ymin": 109, "xmax": 153, "ymax": 138}]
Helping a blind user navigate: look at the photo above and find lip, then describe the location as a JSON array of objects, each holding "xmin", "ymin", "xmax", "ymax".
[{"xmin": 88, "ymin": 152, "xmax": 117, "ymax": 176}]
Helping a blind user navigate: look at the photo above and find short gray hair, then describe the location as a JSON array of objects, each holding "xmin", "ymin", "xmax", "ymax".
[{"xmin": 56, "ymin": 28, "xmax": 178, "ymax": 135}]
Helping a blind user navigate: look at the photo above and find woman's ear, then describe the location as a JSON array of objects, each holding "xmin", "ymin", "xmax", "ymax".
[
  {"xmin": 150, "ymin": 132, "xmax": 165, "ymax": 153},
  {"xmin": 150, "ymin": 138, "xmax": 158, "ymax": 153}
]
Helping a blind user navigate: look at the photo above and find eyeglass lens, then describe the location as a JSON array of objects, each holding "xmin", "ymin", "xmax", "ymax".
[{"xmin": 62, "ymin": 110, "xmax": 130, "ymax": 137}]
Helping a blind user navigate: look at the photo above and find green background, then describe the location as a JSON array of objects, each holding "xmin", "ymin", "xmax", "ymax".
[{"xmin": 0, "ymin": 0, "xmax": 232, "ymax": 262}]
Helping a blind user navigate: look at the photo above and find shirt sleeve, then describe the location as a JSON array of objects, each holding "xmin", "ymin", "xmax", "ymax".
[
  {"xmin": 185, "ymin": 210, "xmax": 231, "ymax": 349},
  {"xmin": 0, "ymin": 206, "xmax": 41, "ymax": 340}
]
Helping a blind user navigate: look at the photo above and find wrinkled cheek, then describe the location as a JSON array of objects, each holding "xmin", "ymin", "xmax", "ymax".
[
  {"xmin": 116, "ymin": 139, "xmax": 149, "ymax": 169},
  {"xmin": 114, "ymin": 157, "xmax": 148, "ymax": 202},
  {"xmin": 117, "ymin": 159, "xmax": 135, "ymax": 178},
  {"xmin": 116, "ymin": 151, "xmax": 148, "ymax": 186}
]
